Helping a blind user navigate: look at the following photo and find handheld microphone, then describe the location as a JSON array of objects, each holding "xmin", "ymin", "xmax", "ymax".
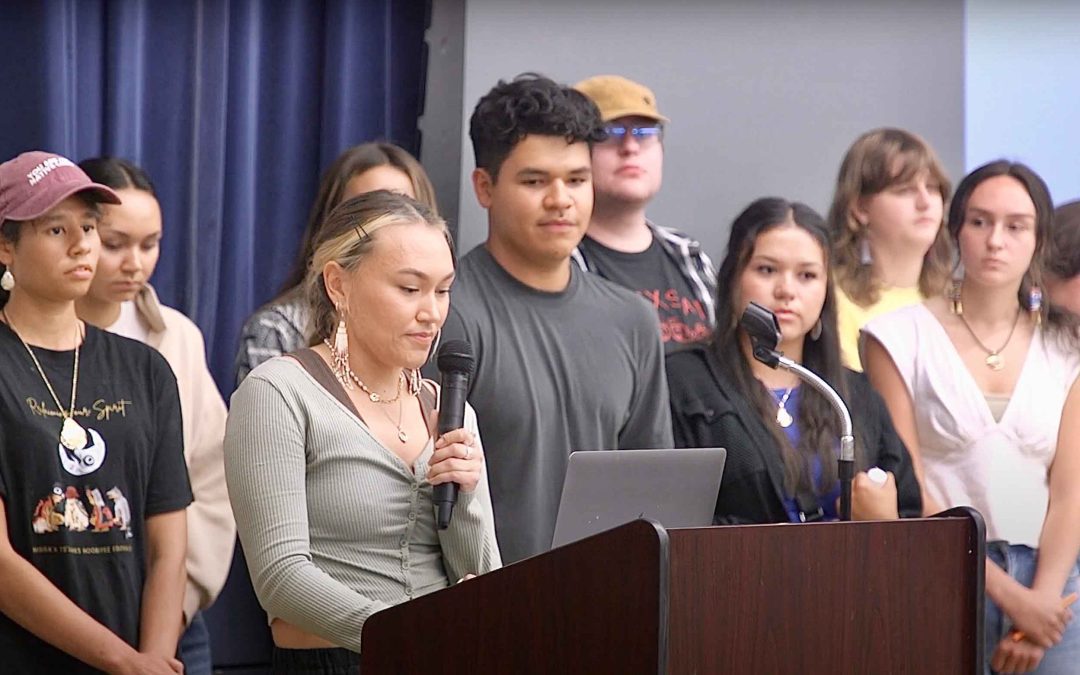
[{"xmin": 434, "ymin": 340, "xmax": 475, "ymax": 529}]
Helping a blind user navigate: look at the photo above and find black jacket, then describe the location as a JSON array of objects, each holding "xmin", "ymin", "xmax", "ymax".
[{"xmin": 666, "ymin": 345, "xmax": 922, "ymax": 524}]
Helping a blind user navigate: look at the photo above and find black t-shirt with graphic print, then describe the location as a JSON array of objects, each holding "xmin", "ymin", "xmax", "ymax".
[
  {"xmin": 0, "ymin": 322, "xmax": 192, "ymax": 673},
  {"xmin": 578, "ymin": 235, "xmax": 711, "ymax": 351}
]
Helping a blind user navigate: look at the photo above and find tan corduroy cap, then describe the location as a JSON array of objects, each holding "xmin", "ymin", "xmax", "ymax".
[{"xmin": 573, "ymin": 75, "xmax": 668, "ymax": 123}]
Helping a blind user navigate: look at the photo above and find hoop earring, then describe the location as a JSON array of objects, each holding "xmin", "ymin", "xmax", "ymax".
[
  {"xmin": 426, "ymin": 328, "xmax": 442, "ymax": 365},
  {"xmin": 1029, "ymin": 285, "xmax": 1043, "ymax": 326},
  {"xmin": 0, "ymin": 269, "xmax": 13, "ymax": 292},
  {"xmin": 810, "ymin": 319, "xmax": 822, "ymax": 341}
]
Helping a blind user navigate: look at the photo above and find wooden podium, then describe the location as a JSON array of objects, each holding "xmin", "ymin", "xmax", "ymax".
[{"xmin": 361, "ymin": 509, "xmax": 985, "ymax": 674}]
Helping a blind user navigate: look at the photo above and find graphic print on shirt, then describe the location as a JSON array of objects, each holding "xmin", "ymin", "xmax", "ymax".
[
  {"xmin": 639, "ymin": 287, "xmax": 710, "ymax": 345},
  {"xmin": 30, "ymin": 484, "xmax": 133, "ymax": 538},
  {"xmin": 57, "ymin": 427, "xmax": 107, "ymax": 476}
]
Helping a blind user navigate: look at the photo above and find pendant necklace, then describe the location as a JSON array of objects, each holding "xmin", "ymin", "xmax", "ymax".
[
  {"xmin": 2, "ymin": 309, "xmax": 87, "ymax": 450},
  {"xmin": 958, "ymin": 307, "xmax": 1021, "ymax": 372},
  {"xmin": 774, "ymin": 387, "xmax": 795, "ymax": 428},
  {"xmin": 380, "ymin": 396, "xmax": 408, "ymax": 443}
]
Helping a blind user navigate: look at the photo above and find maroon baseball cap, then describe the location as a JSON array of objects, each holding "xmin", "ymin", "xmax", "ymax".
[{"xmin": 0, "ymin": 151, "xmax": 121, "ymax": 222}]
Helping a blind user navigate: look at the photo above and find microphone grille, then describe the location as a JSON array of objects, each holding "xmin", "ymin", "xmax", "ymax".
[{"xmin": 436, "ymin": 339, "xmax": 475, "ymax": 375}]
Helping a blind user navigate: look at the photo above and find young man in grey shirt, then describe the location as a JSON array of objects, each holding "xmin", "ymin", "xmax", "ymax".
[{"xmin": 441, "ymin": 74, "xmax": 673, "ymax": 563}]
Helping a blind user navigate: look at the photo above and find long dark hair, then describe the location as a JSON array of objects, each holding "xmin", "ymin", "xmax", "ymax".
[
  {"xmin": 78, "ymin": 156, "xmax": 156, "ymax": 195},
  {"xmin": 948, "ymin": 160, "xmax": 1079, "ymax": 340},
  {"xmin": 710, "ymin": 197, "xmax": 854, "ymax": 495}
]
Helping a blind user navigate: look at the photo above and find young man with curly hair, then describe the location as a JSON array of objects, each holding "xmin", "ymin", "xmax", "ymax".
[{"xmin": 441, "ymin": 74, "xmax": 673, "ymax": 563}]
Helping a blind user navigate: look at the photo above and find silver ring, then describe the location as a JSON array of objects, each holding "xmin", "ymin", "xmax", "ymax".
[{"xmin": 465, "ymin": 446, "xmax": 472, "ymax": 460}]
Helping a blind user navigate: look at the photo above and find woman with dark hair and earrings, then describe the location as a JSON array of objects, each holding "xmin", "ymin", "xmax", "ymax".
[
  {"xmin": 234, "ymin": 142, "xmax": 439, "ymax": 385},
  {"xmin": 225, "ymin": 191, "xmax": 499, "ymax": 674},
  {"xmin": 0, "ymin": 151, "xmax": 192, "ymax": 674},
  {"xmin": 666, "ymin": 196, "xmax": 921, "ymax": 526},
  {"xmin": 864, "ymin": 161, "xmax": 1080, "ymax": 674},
  {"xmin": 827, "ymin": 128, "xmax": 953, "ymax": 372}
]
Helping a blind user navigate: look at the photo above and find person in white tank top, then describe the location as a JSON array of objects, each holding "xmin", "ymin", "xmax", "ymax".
[{"xmin": 864, "ymin": 161, "xmax": 1080, "ymax": 674}]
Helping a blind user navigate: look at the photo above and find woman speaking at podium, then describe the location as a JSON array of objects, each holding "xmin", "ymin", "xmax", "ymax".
[
  {"xmin": 667, "ymin": 197, "xmax": 922, "ymax": 525},
  {"xmin": 225, "ymin": 191, "xmax": 500, "ymax": 674}
]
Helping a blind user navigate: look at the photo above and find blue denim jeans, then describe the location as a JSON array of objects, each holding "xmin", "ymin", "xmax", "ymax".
[
  {"xmin": 985, "ymin": 543, "xmax": 1080, "ymax": 675},
  {"xmin": 178, "ymin": 611, "xmax": 213, "ymax": 675}
]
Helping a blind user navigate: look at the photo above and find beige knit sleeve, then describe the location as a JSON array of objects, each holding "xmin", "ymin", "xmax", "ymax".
[{"xmin": 224, "ymin": 368, "xmax": 389, "ymax": 652}]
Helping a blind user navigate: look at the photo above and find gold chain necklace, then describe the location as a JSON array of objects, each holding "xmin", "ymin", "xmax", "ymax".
[
  {"xmin": 323, "ymin": 336, "xmax": 406, "ymax": 403},
  {"xmin": 2, "ymin": 308, "xmax": 88, "ymax": 450},
  {"xmin": 957, "ymin": 307, "xmax": 1021, "ymax": 371},
  {"xmin": 349, "ymin": 368, "xmax": 404, "ymax": 404}
]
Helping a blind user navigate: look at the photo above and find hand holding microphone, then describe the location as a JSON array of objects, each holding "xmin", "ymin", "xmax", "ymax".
[{"xmin": 428, "ymin": 340, "xmax": 476, "ymax": 529}]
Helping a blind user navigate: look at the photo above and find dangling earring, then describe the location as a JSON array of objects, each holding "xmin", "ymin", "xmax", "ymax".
[
  {"xmin": 325, "ymin": 305, "xmax": 354, "ymax": 389},
  {"xmin": 0, "ymin": 268, "xmax": 14, "ymax": 292},
  {"xmin": 858, "ymin": 231, "xmax": 873, "ymax": 266},
  {"xmin": 1029, "ymin": 285, "xmax": 1043, "ymax": 325},
  {"xmin": 949, "ymin": 277, "xmax": 964, "ymax": 315},
  {"xmin": 408, "ymin": 368, "xmax": 423, "ymax": 396}
]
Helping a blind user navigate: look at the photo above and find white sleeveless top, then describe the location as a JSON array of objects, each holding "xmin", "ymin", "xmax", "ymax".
[{"xmin": 863, "ymin": 304, "xmax": 1080, "ymax": 546}]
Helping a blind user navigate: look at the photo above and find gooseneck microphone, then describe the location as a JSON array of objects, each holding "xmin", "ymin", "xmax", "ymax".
[
  {"xmin": 434, "ymin": 340, "xmax": 475, "ymax": 529},
  {"xmin": 740, "ymin": 302, "xmax": 856, "ymax": 521}
]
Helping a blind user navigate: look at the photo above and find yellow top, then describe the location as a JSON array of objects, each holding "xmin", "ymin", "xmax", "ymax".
[{"xmin": 836, "ymin": 285, "xmax": 924, "ymax": 371}]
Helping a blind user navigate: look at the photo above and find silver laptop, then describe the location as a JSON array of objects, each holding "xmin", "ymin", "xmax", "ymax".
[{"xmin": 550, "ymin": 448, "xmax": 727, "ymax": 549}]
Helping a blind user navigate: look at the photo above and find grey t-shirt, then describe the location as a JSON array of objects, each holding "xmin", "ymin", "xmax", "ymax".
[{"xmin": 441, "ymin": 245, "xmax": 673, "ymax": 562}]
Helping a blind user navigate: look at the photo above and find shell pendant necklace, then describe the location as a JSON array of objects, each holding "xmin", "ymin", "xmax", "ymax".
[
  {"xmin": 958, "ymin": 307, "xmax": 1021, "ymax": 372},
  {"xmin": 2, "ymin": 308, "xmax": 88, "ymax": 450},
  {"xmin": 774, "ymin": 387, "xmax": 795, "ymax": 428}
]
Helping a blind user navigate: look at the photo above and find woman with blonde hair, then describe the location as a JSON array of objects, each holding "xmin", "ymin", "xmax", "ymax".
[
  {"xmin": 827, "ymin": 127, "xmax": 952, "ymax": 370},
  {"xmin": 234, "ymin": 142, "xmax": 438, "ymax": 384},
  {"xmin": 225, "ymin": 190, "xmax": 499, "ymax": 674}
]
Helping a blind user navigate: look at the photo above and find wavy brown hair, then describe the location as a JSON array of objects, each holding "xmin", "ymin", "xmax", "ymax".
[
  {"xmin": 279, "ymin": 142, "xmax": 438, "ymax": 302},
  {"xmin": 305, "ymin": 190, "xmax": 452, "ymax": 345},
  {"xmin": 828, "ymin": 128, "xmax": 952, "ymax": 306}
]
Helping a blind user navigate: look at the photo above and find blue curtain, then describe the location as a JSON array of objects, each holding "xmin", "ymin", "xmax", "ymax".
[{"xmin": 0, "ymin": 0, "xmax": 430, "ymax": 396}]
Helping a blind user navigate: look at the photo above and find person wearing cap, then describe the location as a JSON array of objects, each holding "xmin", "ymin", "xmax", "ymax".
[
  {"xmin": 1048, "ymin": 200, "xmax": 1080, "ymax": 315},
  {"xmin": 439, "ymin": 74, "xmax": 672, "ymax": 564},
  {"xmin": 0, "ymin": 151, "xmax": 192, "ymax": 674},
  {"xmin": 573, "ymin": 75, "xmax": 717, "ymax": 352}
]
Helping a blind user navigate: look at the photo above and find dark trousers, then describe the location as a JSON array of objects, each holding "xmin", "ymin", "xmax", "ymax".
[{"xmin": 272, "ymin": 646, "xmax": 361, "ymax": 675}]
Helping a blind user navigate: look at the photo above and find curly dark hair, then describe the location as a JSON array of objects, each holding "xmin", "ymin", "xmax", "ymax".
[{"xmin": 468, "ymin": 73, "xmax": 606, "ymax": 181}]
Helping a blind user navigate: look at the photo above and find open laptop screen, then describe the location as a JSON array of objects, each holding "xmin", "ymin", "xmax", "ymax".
[{"xmin": 550, "ymin": 447, "xmax": 727, "ymax": 549}]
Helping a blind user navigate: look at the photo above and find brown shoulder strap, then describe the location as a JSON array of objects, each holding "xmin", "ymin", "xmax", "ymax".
[
  {"xmin": 418, "ymin": 379, "xmax": 438, "ymax": 431},
  {"xmin": 290, "ymin": 348, "xmax": 366, "ymax": 424}
]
